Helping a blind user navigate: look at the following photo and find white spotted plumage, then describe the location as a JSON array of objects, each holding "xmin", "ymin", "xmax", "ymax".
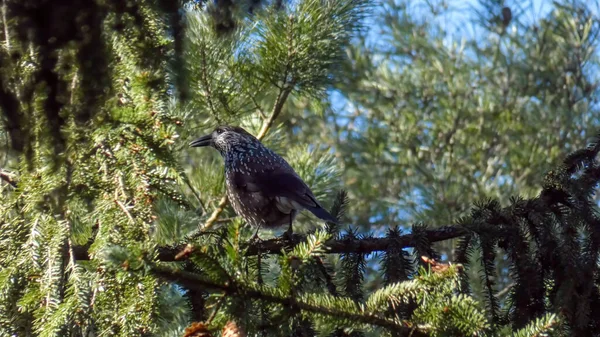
[{"xmin": 191, "ymin": 125, "xmax": 338, "ymax": 230}]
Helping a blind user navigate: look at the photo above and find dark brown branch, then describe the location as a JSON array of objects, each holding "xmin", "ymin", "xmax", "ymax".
[
  {"xmin": 151, "ymin": 265, "xmax": 427, "ymax": 337},
  {"xmin": 184, "ymin": 263, "xmax": 207, "ymax": 322},
  {"xmin": 0, "ymin": 169, "xmax": 17, "ymax": 187},
  {"xmin": 245, "ymin": 226, "xmax": 466, "ymax": 256},
  {"xmin": 71, "ymin": 225, "xmax": 468, "ymax": 262}
]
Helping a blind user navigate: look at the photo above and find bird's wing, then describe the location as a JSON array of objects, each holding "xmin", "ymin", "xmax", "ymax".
[
  {"xmin": 231, "ymin": 168, "xmax": 318, "ymax": 207},
  {"xmin": 249, "ymin": 168, "xmax": 338, "ymax": 223},
  {"xmin": 259, "ymin": 170, "xmax": 320, "ymax": 207},
  {"xmin": 230, "ymin": 160, "xmax": 338, "ymax": 223}
]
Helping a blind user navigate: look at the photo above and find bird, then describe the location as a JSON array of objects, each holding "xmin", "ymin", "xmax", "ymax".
[{"xmin": 189, "ymin": 125, "xmax": 338, "ymax": 238}]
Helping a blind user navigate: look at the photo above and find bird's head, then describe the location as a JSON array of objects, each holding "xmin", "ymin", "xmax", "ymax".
[{"xmin": 189, "ymin": 125, "xmax": 259, "ymax": 154}]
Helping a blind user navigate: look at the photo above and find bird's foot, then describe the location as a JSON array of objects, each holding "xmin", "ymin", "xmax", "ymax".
[
  {"xmin": 249, "ymin": 231, "xmax": 262, "ymax": 245},
  {"xmin": 282, "ymin": 227, "xmax": 294, "ymax": 242}
]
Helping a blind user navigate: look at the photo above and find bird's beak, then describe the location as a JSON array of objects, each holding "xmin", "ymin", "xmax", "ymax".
[{"xmin": 189, "ymin": 134, "xmax": 212, "ymax": 147}]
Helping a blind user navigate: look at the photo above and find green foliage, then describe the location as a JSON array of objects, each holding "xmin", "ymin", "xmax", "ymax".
[
  {"xmin": 0, "ymin": 0, "xmax": 187, "ymax": 335},
  {"xmin": 105, "ymin": 228, "xmax": 488, "ymax": 337},
  {"xmin": 339, "ymin": 229, "xmax": 366, "ymax": 303},
  {"xmin": 453, "ymin": 136, "xmax": 600, "ymax": 334},
  {"xmin": 410, "ymin": 267, "xmax": 489, "ymax": 337},
  {"xmin": 283, "ymin": 0, "xmax": 600, "ymax": 236},
  {"xmin": 251, "ymin": 0, "xmax": 368, "ymax": 95},
  {"xmin": 512, "ymin": 313, "xmax": 559, "ymax": 337}
]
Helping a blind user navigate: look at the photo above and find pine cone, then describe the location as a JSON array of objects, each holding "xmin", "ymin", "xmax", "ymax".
[
  {"xmin": 183, "ymin": 322, "xmax": 212, "ymax": 337},
  {"xmin": 222, "ymin": 321, "xmax": 246, "ymax": 337}
]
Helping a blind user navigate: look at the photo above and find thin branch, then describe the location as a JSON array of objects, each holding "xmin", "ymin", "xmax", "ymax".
[
  {"xmin": 496, "ymin": 282, "xmax": 515, "ymax": 298},
  {"xmin": 182, "ymin": 172, "xmax": 207, "ymax": 213},
  {"xmin": 206, "ymin": 293, "xmax": 226, "ymax": 324},
  {"xmin": 115, "ymin": 200, "xmax": 135, "ymax": 224},
  {"xmin": 215, "ymin": 217, "xmax": 238, "ymax": 223},
  {"xmin": 0, "ymin": 169, "xmax": 17, "ymax": 187},
  {"xmin": 257, "ymin": 85, "xmax": 292, "ymax": 140},
  {"xmin": 200, "ymin": 195, "xmax": 228, "ymax": 231},
  {"xmin": 70, "ymin": 72, "xmax": 78, "ymax": 104},
  {"xmin": 251, "ymin": 96, "xmax": 267, "ymax": 120},
  {"xmin": 313, "ymin": 256, "xmax": 338, "ymax": 296},
  {"xmin": 151, "ymin": 265, "xmax": 427, "ymax": 337},
  {"xmin": 71, "ymin": 225, "xmax": 468, "ymax": 261},
  {"xmin": 199, "ymin": 39, "xmax": 220, "ymax": 120}
]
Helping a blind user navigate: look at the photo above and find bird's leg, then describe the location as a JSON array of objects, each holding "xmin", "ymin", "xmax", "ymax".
[
  {"xmin": 283, "ymin": 211, "xmax": 295, "ymax": 241},
  {"xmin": 250, "ymin": 224, "xmax": 262, "ymax": 244}
]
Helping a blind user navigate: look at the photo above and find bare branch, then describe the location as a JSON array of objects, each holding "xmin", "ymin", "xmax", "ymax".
[
  {"xmin": 244, "ymin": 226, "xmax": 466, "ymax": 256},
  {"xmin": 181, "ymin": 171, "xmax": 207, "ymax": 213},
  {"xmin": 0, "ymin": 169, "xmax": 17, "ymax": 187},
  {"xmin": 71, "ymin": 225, "xmax": 468, "ymax": 262},
  {"xmin": 200, "ymin": 195, "xmax": 229, "ymax": 231}
]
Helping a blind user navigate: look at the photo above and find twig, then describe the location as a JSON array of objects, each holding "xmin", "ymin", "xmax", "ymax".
[
  {"xmin": 70, "ymin": 72, "xmax": 78, "ymax": 104},
  {"xmin": 201, "ymin": 195, "xmax": 229, "ymax": 230},
  {"xmin": 2, "ymin": 0, "xmax": 10, "ymax": 51},
  {"xmin": 0, "ymin": 169, "xmax": 17, "ymax": 187},
  {"xmin": 206, "ymin": 294, "xmax": 226, "ymax": 324},
  {"xmin": 115, "ymin": 200, "xmax": 135, "ymax": 224},
  {"xmin": 215, "ymin": 217, "xmax": 238, "ymax": 223},
  {"xmin": 199, "ymin": 40, "xmax": 219, "ymax": 119},
  {"xmin": 251, "ymin": 96, "xmax": 267, "ymax": 120},
  {"xmin": 496, "ymin": 282, "xmax": 515, "ymax": 298},
  {"xmin": 257, "ymin": 86, "xmax": 292, "ymax": 140},
  {"xmin": 182, "ymin": 172, "xmax": 207, "ymax": 213}
]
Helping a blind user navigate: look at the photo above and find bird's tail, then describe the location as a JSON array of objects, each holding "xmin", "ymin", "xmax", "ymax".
[{"xmin": 306, "ymin": 205, "xmax": 339, "ymax": 224}]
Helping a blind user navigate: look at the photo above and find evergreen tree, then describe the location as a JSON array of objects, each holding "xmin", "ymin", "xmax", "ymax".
[
  {"xmin": 280, "ymin": 0, "xmax": 600, "ymax": 311},
  {"xmin": 0, "ymin": 0, "xmax": 598, "ymax": 337}
]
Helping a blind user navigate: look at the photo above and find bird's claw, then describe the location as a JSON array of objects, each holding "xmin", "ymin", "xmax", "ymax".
[
  {"xmin": 249, "ymin": 231, "xmax": 262, "ymax": 245},
  {"xmin": 282, "ymin": 228, "xmax": 294, "ymax": 242}
]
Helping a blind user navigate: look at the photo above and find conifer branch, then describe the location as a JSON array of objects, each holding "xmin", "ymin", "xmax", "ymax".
[
  {"xmin": 151, "ymin": 264, "xmax": 428, "ymax": 336},
  {"xmin": 72, "ymin": 225, "xmax": 467, "ymax": 261},
  {"xmin": 244, "ymin": 226, "xmax": 466, "ymax": 256}
]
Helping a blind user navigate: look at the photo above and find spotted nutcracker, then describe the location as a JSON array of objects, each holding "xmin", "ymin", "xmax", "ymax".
[{"xmin": 190, "ymin": 125, "xmax": 337, "ymax": 237}]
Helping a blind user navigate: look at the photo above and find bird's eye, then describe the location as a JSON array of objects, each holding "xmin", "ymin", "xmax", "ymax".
[{"xmin": 216, "ymin": 129, "xmax": 223, "ymax": 134}]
